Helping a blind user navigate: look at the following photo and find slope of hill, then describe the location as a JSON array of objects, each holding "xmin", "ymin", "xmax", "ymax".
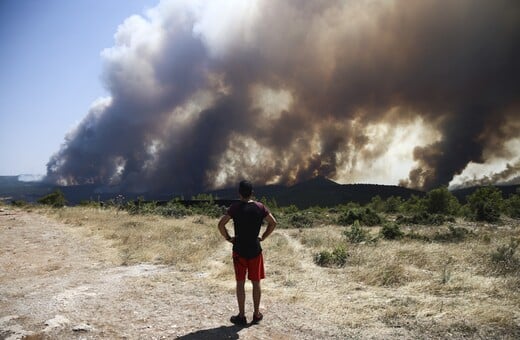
[
  {"xmin": 2, "ymin": 175, "xmax": 518, "ymax": 208},
  {"xmin": 208, "ymin": 176, "xmax": 424, "ymax": 208}
]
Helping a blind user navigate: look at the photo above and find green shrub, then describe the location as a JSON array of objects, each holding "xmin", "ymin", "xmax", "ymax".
[
  {"xmin": 369, "ymin": 195, "xmax": 384, "ymax": 212},
  {"xmin": 466, "ymin": 186, "xmax": 503, "ymax": 222},
  {"xmin": 287, "ymin": 212, "xmax": 315, "ymax": 228},
  {"xmin": 314, "ymin": 246, "xmax": 348, "ymax": 267},
  {"xmin": 404, "ymin": 226, "xmax": 470, "ymax": 243},
  {"xmin": 401, "ymin": 194, "xmax": 427, "ymax": 215},
  {"xmin": 504, "ymin": 193, "xmax": 520, "ymax": 218},
  {"xmin": 425, "ymin": 187, "xmax": 460, "ymax": 215},
  {"xmin": 125, "ymin": 197, "xmax": 158, "ymax": 215},
  {"xmin": 383, "ymin": 196, "xmax": 404, "ymax": 213},
  {"xmin": 344, "ymin": 221, "xmax": 370, "ymax": 243},
  {"xmin": 190, "ymin": 202, "xmax": 222, "ymax": 218},
  {"xmin": 37, "ymin": 189, "xmax": 66, "ymax": 207},
  {"xmin": 79, "ymin": 199, "xmax": 102, "ymax": 208},
  {"xmin": 337, "ymin": 207, "xmax": 382, "ymax": 226},
  {"xmin": 11, "ymin": 200, "xmax": 29, "ymax": 207},
  {"xmin": 380, "ymin": 222, "xmax": 403, "ymax": 240},
  {"xmin": 490, "ymin": 238, "xmax": 520, "ymax": 275},
  {"xmin": 157, "ymin": 201, "xmax": 192, "ymax": 218}
]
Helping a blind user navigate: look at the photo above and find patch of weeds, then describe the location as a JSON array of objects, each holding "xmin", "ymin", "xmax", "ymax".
[
  {"xmin": 79, "ymin": 199, "xmax": 102, "ymax": 208},
  {"xmin": 157, "ymin": 201, "xmax": 192, "ymax": 218},
  {"xmin": 396, "ymin": 212, "xmax": 454, "ymax": 226},
  {"xmin": 374, "ymin": 263, "xmax": 405, "ymax": 287},
  {"xmin": 314, "ymin": 246, "xmax": 348, "ymax": 267},
  {"xmin": 380, "ymin": 222, "xmax": 404, "ymax": 240},
  {"xmin": 189, "ymin": 202, "xmax": 223, "ymax": 218},
  {"xmin": 126, "ymin": 198, "xmax": 158, "ymax": 215},
  {"xmin": 337, "ymin": 207, "xmax": 383, "ymax": 226},
  {"xmin": 490, "ymin": 238, "xmax": 520, "ymax": 275},
  {"xmin": 344, "ymin": 221, "xmax": 370, "ymax": 243},
  {"xmin": 433, "ymin": 226, "xmax": 470, "ymax": 243},
  {"xmin": 287, "ymin": 211, "xmax": 315, "ymax": 228},
  {"xmin": 405, "ymin": 226, "xmax": 471, "ymax": 243},
  {"xmin": 440, "ymin": 257, "xmax": 453, "ymax": 284},
  {"xmin": 11, "ymin": 200, "xmax": 29, "ymax": 207},
  {"xmin": 404, "ymin": 229, "xmax": 431, "ymax": 242}
]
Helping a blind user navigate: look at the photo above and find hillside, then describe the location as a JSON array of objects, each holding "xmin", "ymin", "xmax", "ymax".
[{"xmin": 1, "ymin": 175, "xmax": 519, "ymax": 208}]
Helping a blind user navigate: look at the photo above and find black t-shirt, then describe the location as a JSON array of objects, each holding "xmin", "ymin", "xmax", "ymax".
[{"xmin": 227, "ymin": 201, "xmax": 270, "ymax": 259}]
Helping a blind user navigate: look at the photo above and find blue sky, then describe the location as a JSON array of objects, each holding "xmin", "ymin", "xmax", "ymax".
[{"xmin": 0, "ymin": 0, "xmax": 158, "ymax": 175}]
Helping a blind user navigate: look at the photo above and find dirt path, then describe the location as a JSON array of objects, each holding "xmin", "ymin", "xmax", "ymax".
[{"xmin": 0, "ymin": 208, "xmax": 352, "ymax": 339}]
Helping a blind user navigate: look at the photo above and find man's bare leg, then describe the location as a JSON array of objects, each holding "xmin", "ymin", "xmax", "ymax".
[
  {"xmin": 252, "ymin": 280, "xmax": 261, "ymax": 317},
  {"xmin": 236, "ymin": 280, "xmax": 246, "ymax": 316}
]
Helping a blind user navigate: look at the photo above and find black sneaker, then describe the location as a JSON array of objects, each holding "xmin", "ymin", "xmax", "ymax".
[
  {"xmin": 230, "ymin": 314, "xmax": 247, "ymax": 326},
  {"xmin": 252, "ymin": 312, "xmax": 263, "ymax": 324}
]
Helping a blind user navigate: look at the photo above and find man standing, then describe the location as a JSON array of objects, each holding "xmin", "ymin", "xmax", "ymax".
[{"xmin": 218, "ymin": 180, "xmax": 277, "ymax": 325}]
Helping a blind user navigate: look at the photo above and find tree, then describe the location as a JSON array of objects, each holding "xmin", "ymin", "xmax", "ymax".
[
  {"xmin": 425, "ymin": 187, "xmax": 460, "ymax": 215},
  {"xmin": 466, "ymin": 186, "xmax": 503, "ymax": 222},
  {"xmin": 37, "ymin": 189, "xmax": 67, "ymax": 208}
]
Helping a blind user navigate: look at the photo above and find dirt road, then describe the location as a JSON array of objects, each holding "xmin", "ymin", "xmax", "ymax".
[{"xmin": 1, "ymin": 207, "xmax": 352, "ymax": 339}]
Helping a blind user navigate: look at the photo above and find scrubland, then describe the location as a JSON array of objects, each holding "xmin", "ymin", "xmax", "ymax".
[{"xmin": 28, "ymin": 203, "xmax": 519, "ymax": 339}]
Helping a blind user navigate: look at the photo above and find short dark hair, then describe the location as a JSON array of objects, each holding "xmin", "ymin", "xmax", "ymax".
[{"xmin": 238, "ymin": 180, "xmax": 253, "ymax": 198}]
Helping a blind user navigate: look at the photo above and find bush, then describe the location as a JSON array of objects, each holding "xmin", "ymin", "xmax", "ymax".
[
  {"xmin": 490, "ymin": 238, "xmax": 520, "ymax": 275},
  {"xmin": 37, "ymin": 189, "xmax": 66, "ymax": 207},
  {"xmin": 504, "ymin": 193, "xmax": 520, "ymax": 218},
  {"xmin": 287, "ymin": 212, "xmax": 315, "ymax": 228},
  {"xmin": 344, "ymin": 221, "xmax": 370, "ymax": 243},
  {"xmin": 369, "ymin": 195, "xmax": 384, "ymax": 212},
  {"xmin": 314, "ymin": 246, "xmax": 348, "ymax": 267},
  {"xmin": 401, "ymin": 194, "xmax": 427, "ymax": 215},
  {"xmin": 337, "ymin": 207, "xmax": 383, "ymax": 226},
  {"xmin": 425, "ymin": 187, "xmax": 460, "ymax": 215},
  {"xmin": 466, "ymin": 186, "xmax": 503, "ymax": 222},
  {"xmin": 11, "ymin": 200, "xmax": 29, "ymax": 207},
  {"xmin": 383, "ymin": 196, "xmax": 404, "ymax": 213},
  {"xmin": 79, "ymin": 199, "xmax": 102, "ymax": 208},
  {"xmin": 157, "ymin": 201, "xmax": 192, "ymax": 218},
  {"xmin": 190, "ymin": 202, "xmax": 223, "ymax": 218},
  {"xmin": 433, "ymin": 226, "xmax": 470, "ymax": 243},
  {"xmin": 380, "ymin": 222, "xmax": 403, "ymax": 240},
  {"xmin": 125, "ymin": 197, "xmax": 158, "ymax": 215}
]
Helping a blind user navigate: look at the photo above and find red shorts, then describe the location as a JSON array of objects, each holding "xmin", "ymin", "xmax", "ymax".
[{"xmin": 233, "ymin": 252, "xmax": 265, "ymax": 281}]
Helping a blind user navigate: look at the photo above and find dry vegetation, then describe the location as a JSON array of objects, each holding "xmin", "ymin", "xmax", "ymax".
[
  {"xmin": 38, "ymin": 206, "xmax": 520, "ymax": 339},
  {"xmin": 1, "ymin": 202, "xmax": 519, "ymax": 339}
]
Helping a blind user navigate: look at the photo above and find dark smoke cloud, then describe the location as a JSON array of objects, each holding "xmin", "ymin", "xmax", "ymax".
[{"xmin": 46, "ymin": 0, "xmax": 520, "ymax": 193}]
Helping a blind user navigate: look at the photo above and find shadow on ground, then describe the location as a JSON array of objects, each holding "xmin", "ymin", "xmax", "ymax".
[{"xmin": 176, "ymin": 325, "xmax": 249, "ymax": 339}]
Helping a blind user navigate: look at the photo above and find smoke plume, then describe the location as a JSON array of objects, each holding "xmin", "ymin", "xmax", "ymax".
[{"xmin": 46, "ymin": 0, "xmax": 520, "ymax": 193}]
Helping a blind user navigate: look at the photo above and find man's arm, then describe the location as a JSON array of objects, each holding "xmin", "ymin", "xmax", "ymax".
[
  {"xmin": 260, "ymin": 213, "xmax": 277, "ymax": 241},
  {"xmin": 218, "ymin": 214, "xmax": 234, "ymax": 243}
]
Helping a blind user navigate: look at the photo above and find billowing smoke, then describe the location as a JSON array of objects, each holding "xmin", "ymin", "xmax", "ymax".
[{"xmin": 46, "ymin": 0, "xmax": 520, "ymax": 193}]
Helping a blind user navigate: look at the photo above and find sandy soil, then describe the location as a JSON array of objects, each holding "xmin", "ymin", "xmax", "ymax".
[{"xmin": 0, "ymin": 207, "xmax": 359, "ymax": 340}]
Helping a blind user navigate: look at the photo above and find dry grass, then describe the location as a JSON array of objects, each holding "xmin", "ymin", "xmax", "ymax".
[
  {"xmin": 45, "ymin": 207, "xmax": 222, "ymax": 270},
  {"xmin": 41, "ymin": 207, "xmax": 520, "ymax": 338}
]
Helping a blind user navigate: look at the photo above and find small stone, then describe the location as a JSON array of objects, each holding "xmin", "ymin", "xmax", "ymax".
[{"xmin": 72, "ymin": 323, "xmax": 93, "ymax": 332}]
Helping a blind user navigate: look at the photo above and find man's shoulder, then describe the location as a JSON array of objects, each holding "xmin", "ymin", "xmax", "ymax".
[{"xmin": 251, "ymin": 201, "xmax": 269, "ymax": 215}]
